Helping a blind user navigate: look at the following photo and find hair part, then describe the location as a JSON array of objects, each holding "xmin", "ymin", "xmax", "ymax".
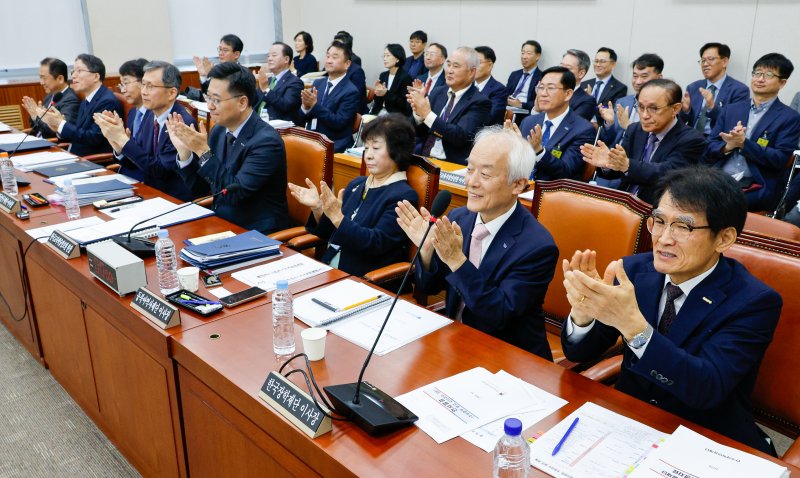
[
  {"xmin": 362, "ymin": 113, "xmax": 416, "ymax": 171},
  {"xmin": 220, "ymin": 34, "xmax": 243, "ymax": 53},
  {"xmin": 475, "ymin": 46, "xmax": 496, "ymax": 64},
  {"xmin": 632, "ymin": 53, "xmax": 664, "ymax": 74},
  {"xmin": 638, "ymin": 78, "xmax": 682, "ymax": 104},
  {"xmin": 143, "ymin": 60, "xmax": 182, "ymax": 89},
  {"xmin": 522, "ymin": 40, "xmax": 542, "ymax": 55},
  {"xmin": 474, "ymin": 125, "xmax": 535, "ymax": 185},
  {"xmin": 208, "ymin": 62, "xmax": 257, "ymax": 107},
  {"xmin": 454, "ymin": 46, "xmax": 480, "ymax": 70},
  {"xmin": 564, "ymin": 49, "xmax": 591, "ymax": 74},
  {"xmin": 334, "ymin": 30, "xmax": 353, "ymax": 48},
  {"xmin": 385, "ymin": 43, "xmax": 407, "ymax": 67},
  {"xmin": 328, "ymin": 41, "xmax": 353, "ymax": 62},
  {"xmin": 75, "ymin": 53, "xmax": 107, "ymax": 81},
  {"xmin": 597, "ymin": 47, "xmax": 618, "ymax": 62},
  {"xmin": 119, "ymin": 58, "xmax": 148, "ymax": 81},
  {"xmin": 273, "ymin": 42, "xmax": 293, "ymax": 61},
  {"xmin": 753, "ymin": 52, "xmax": 794, "ymax": 80},
  {"xmin": 410, "ymin": 30, "xmax": 427, "ymax": 43},
  {"xmin": 700, "ymin": 42, "xmax": 731, "ymax": 59},
  {"xmin": 540, "ymin": 66, "xmax": 576, "ymax": 90}
]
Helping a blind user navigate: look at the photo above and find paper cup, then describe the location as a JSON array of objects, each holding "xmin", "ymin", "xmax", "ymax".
[
  {"xmin": 177, "ymin": 267, "xmax": 200, "ymax": 292},
  {"xmin": 301, "ymin": 328, "xmax": 327, "ymax": 361}
]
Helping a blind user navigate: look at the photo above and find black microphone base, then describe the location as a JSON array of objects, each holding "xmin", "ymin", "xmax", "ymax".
[
  {"xmin": 323, "ymin": 382, "xmax": 418, "ymax": 435},
  {"xmin": 113, "ymin": 236, "xmax": 156, "ymax": 258}
]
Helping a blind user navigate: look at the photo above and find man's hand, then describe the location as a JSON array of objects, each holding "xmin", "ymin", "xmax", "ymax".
[
  {"xmin": 681, "ymin": 91, "xmax": 692, "ymax": 113},
  {"xmin": 40, "ymin": 106, "xmax": 64, "ymax": 130},
  {"xmin": 616, "ymin": 104, "xmax": 631, "ymax": 130},
  {"xmin": 431, "ymin": 216, "xmax": 466, "ymax": 272},
  {"xmin": 301, "ymin": 87, "xmax": 318, "ymax": 110},
  {"xmin": 562, "ymin": 249, "xmax": 602, "ymax": 326},
  {"xmin": 584, "ymin": 84, "xmax": 594, "ymax": 96},
  {"xmin": 407, "ymin": 88, "xmax": 432, "ymax": 118},
  {"xmin": 408, "ymin": 79, "xmax": 425, "ymax": 95},
  {"xmin": 21, "ymin": 96, "xmax": 45, "ymax": 120},
  {"xmin": 193, "ymin": 56, "xmax": 213, "ymax": 77},
  {"xmin": 507, "ymin": 96, "xmax": 522, "ymax": 108},
  {"xmin": 166, "ymin": 113, "xmax": 209, "ymax": 160},
  {"xmin": 93, "ymin": 110, "xmax": 129, "ymax": 152},
  {"xmin": 598, "ymin": 101, "xmax": 615, "ymax": 126},
  {"xmin": 526, "ymin": 123, "xmax": 544, "ymax": 154},
  {"xmin": 396, "ymin": 199, "xmax": 435, "ymax": 267},
  {"xmin": 699, "ymin": 87, "xmax": 715, "ymax": 110},
  {"xmin": 255, "ymin": 64, "xmax": 271, "ymax": 91},
  {"xmin": 720, "ymin": 120, "xmax": 747, "ymax": 152},
  {"xmin": 318, "ymin": 181, "xmax": 344, "ymax": 227}
]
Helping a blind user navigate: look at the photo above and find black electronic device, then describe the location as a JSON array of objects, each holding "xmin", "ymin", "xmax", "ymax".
[
  {"xmin": 323, "ymin": 190, "xmax": 452, "ymax": 435},
  {"xmin": 219, "ymin": 286, "xmax": 267, "ymax": 308},
  {"xmin": 15, "ymin": 209, "xmax": 30, "ymax": 220}
]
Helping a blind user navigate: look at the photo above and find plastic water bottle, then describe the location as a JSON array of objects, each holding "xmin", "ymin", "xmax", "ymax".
[
  {"xmin": 272, "ymin": 280, "xmax": 296, "ymax": 357},
  {"xmin": 62, "ymin": 178, "xmax": 80, "ymax": 220},
  {"xmin": 0, "ymin": 152, "xmax": 18, "ymax": 197},
  {"xmin": 154, "ymin": 230, "xmax": 180, "ymax": 295},
  {"xmin": 492, "ymin": 418, "xmax": 530, "ymax": 478}
]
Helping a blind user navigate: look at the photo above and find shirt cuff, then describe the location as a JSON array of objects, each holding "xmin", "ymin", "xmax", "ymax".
[
  {"xmin": 301, "ymin": 106, "xmax": 311, "ymax": 114},
  {"xmin": 423, "ymin": 112, "xmax": 437, "ymax": 128},
  {"xmin": 535, "ymin": 148, "xmax": 546, "ymax": 160},
  {"xmin": 177, "ymin": 154, "xmax": 194, "ymax": 169},
  {"xmin": 57, "ymin": 120, "xmax": 66, "ymax": 135},
  {"xmin": 565, "ymin": 315, "xmax": 595, "ymax": 344}
]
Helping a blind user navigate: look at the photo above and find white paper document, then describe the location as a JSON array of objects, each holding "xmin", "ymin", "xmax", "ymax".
[
  {"xmin": 529, "ymin": 401, "xmax": 667, "ymax": 478},
  {"xmin": 628, "ymin": 425, "xmax": 788, "ymax": 478},
  {"xmin": 50, "ymin": 173, "xmax": 138, "ymax": 188},
  {"xmin": 12, "ymin": 150, "xmax": 77, "ymax": 170},
  {"xmin": 101, "ymin": 197, "xmax": 212, "ymax": 225},
  {"xmin": 0, "ymin": 134, "xmax": 41, "ymax": 145},
  {"xmin": 232, "ymin": 253, "xmax": 332, "ymax": 292},
  {"xmin": 461, "ymin": 370, "xmax": 568, "ymax": 452},
  {"xmin": 25, "ymin": 216, "xmax": 105, "ymax": 241},
  {"xmin": 395, "ymin": 367, "xmax": 534, "ymax": 444},
  {"xmin": 0, "ymin": 122, "xmax": 12, "ymax": 132}
]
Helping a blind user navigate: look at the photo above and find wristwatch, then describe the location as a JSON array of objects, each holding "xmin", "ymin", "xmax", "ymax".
[
  {"xmin": 624, "ymin": 323, "xmax": 653, "ymax": 349},
  {"xmin": 198, "ymin": 150, "xmax": 213, "ymax": 167}
]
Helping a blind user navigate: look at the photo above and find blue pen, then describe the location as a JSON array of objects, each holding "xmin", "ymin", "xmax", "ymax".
[
  {"xmin": 551, "ymin": 417, "xmax": 579, "ymax": 456},
  {"xmin": 178, "ymin": 299, "xmax": 222, "ymax": 306}
]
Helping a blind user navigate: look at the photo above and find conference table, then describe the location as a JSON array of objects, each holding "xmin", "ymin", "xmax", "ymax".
[{"xmin": 0, "ymin": 131, "xmax": 796, "ymax": 477}]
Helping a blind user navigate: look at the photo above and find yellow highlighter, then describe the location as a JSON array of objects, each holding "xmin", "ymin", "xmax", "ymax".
[{"xmin": 341, "ymin": 295, "xmax": 382, "ymax": 311}]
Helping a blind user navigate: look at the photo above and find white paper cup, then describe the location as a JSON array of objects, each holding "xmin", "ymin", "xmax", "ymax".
[
  {"xmin": 177, "ymin": 267, "xmax": 200, "ymax": 292},
  {"xmin": 301, "ymin": 328, "xmax": 327, "ymax": 361}
]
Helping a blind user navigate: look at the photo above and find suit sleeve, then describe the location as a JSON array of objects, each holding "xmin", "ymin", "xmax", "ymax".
[
  {"xmin": 428, "ymin": 96, "xmax": 491, "ymax": 147},
  {"xmin": 268, "ymin": 78, "xmax": 303, "ymax": 117},
  {"xmin": 122, "ymin": 112, "xmax": 198, "ymax": 179},
  {"xmin": 572, "ymin": 96, "xmax": 597, "ymax": 122},
  {"xmin": 561, "ymin": 318, "xmax": 622, "ymax": 363},
  {"xmin": 708, "ymin": 83, "xmax": 750, "ymax": 127},
  {"xmin": 304, "ymin": 87, "xmax": 360, "ymax": 131},
  {"xmin": 306, "ymin": 181, "xmax": 358, "ymax": 241},
  {"xmin": 59, "ymin": 96, "xmax": 120, "ymax": 148},
  {"xmin": 537, "ymin": 124, "xmax": 597, "ymax": 180},
  {"xmin": 625, "ymin": 129, "xmax": 706, "ymax": 185},
  {"xmin": 740, "ymin": 112, "xmax": 800, "ymax": 171}
]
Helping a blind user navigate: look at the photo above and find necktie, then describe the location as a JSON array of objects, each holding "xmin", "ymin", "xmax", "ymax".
[
  {"xmin": 421, "ymin": 92, "xmax": 456, "ymax": 156},
  {"xmin": 512, "ymin": 72, "xmax": 531, "ymax": 97},
  {"xmin": 694, "ymin": 84, "xmax": 718, "ymax": 132},
  {"xmin": 657, "ymin": 283, "xmax": 684, "ymax": 334},
  {"xmin": 318, "ymin": 81, "xmax": 332, "ymax": 106},
  {"xmin": 132, "ymin": 109, "xmax": 144, "ymax": 139},
  {"xmin": 456, "ymin": 222, "xmax": 491, "ymax": 321},
  {"xmin": 268, "ymin": 76, "xmax": 277, "ymax": 91},
  {"xmin": 425, "ymin": 77, "xmax": 433, "ymax": 96},
  {"xmin": 541, "ymin": 120, "xmax": 553, "ymax": 148},
  {"xmin": 224, "ymin": 132, "xmax": 235, "ymax": 159},
  {"xmin": 628, "ymin": 133, "xmax": 659, "ymax": 196},
  {"xmin": 593, "ymin": 80, "xmax": 604, "ymax": 101},
  {"xmin": 152, "ymin": 120, "xmax": 160, "ymax": 155}
]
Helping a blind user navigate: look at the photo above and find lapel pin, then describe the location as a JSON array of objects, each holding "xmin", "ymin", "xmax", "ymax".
[
  {"xmin": 702, "ymin": 297, "xmax": 712, "ymax": 304},
  {"xmin": 503, "ymin": 243, "xmax": 507, "ymax": 249}
]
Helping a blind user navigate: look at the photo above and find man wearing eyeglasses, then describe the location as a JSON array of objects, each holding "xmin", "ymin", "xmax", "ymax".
[
  {"xmin": 580, "ymin": 79, "xmax": 705, "ymax": 204},
  {"xmin": 561, "ymin": 167, "xmax": 781, "ymax": 456},
  {"xmin": 167, "ymin": 62, "xmax": 289, "ymax": 233},
  {"xmin": 558, "ymin": 50, "xmax": 596, "ymax": 122},
  {"xmin": 679, "ymin": 43, "xmax": 749, "ymax": 137},
  {"xmin": 515, "ymin": 66, "xmax": 595, "ymax": 181},
  {"xmin": 95, "ymin": 61, "xmax": 201, "ymax": 202},
  {"xmin": 706, "ymin": 53, "xmax": 800, "ymax": 212},
  {"xmin": 580, "ymin": 47, "xmax": 628, "ymax": 124},
  {"xmin": 38, "ymin": 53, "xmax": 122, "ymax": 157},
  {"xmin": 194, "ymin": 34, "xmax": 244, "ymax": 95}
]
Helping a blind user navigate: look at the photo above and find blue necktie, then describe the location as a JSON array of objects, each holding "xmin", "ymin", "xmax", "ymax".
[
  {"xmin": 318, "ymin": 81, "xmax": 332, "ymax": 106},
  {"xmin": 132, "ymin": 109, "xmax": 143, "ymax": 139},
  {"xmin": 541, "ymin": 120, "xmax": 553, "ymax": 147},
  {"xmin": 593, "ymin": 80, "xmax": 604, "ymax": 101},
  {"xmin": 512, "ymin": 72, "xmax": 531, "ymax": 97}
]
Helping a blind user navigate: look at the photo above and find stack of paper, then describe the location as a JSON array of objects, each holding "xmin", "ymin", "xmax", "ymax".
[
  {"xmin": 34, "ymin": 161, "xmax": 104, "ymax": 178},
  {"xmin": 12, "ymin": 151, "xmax": 78, "ymax": 171},
  {"xmin": 0, "ymin": 134, "xmax": 52, "ymax": 153},
  {"xmin": 0, "ymin": 121, "xmax": 12, "ymax": 132},
  {"xmin": 267, "ymin": 119, "xmax": 294, "ymax": 129},
  {"xmin": 232, "ymin": 253, "xmax": 332, "ymax": 291},
  {"xmin": 70, "ymin": 179, "xmax": 134, "ymax": 206},
  {"xmin": 179, "ymin": 230, "xmax": 282, "ymax": 272}
]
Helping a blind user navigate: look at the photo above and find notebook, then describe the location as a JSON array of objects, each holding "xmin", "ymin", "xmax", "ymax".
[
  {"xmin": 293, "ymin": 279, "xmax": 392, "ymax": 328},
  {"xmin": 33, "ymin": 161, "xmax": 105, "ymax": 178}
]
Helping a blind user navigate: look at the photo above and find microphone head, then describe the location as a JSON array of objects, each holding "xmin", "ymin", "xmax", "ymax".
[
  {"xmin": 222, "ymin": 183, "xmax": 240, "ymax": 194},
  {"xmin": 52, "ymin": 92, "xmax": 63, "ymax": 103},
  {"xmin": 429, "ymin": 190, "xmax": 451, "ymax": 218}
]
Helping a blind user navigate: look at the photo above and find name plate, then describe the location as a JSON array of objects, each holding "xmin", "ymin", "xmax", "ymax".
[
  {"xmin": 0, "ymin": 192, "xmax": 20, "ymax": 213},
  {"xmin": 46, "ymin": 230, "xmax": 80, "ymax": 259},
  {"xmin": 130, "ymin": 287, "xmax": 181, "ymax": 329},
  {"xmin": 258, "ymin": 371, "xmax": 332, "ymax": 438}
]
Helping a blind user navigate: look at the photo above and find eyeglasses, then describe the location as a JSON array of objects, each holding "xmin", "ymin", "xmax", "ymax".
[
  {"xmin": 116, "ymin": 80, "xmax": 140, "ymax": 92},
  {"xmin": 594, "ymin": 59, "xmax": 611, "ymax": 64},
  {"xmin": 751, "ymin": 71, "xmax": 782, "ymax": 80},
  {"xmin": 636, "ymin": 103, "xmax": 673, "ymax": 115},
  {"xmin": 535, "ymin": 85, "xmax": 565, "ymax": 94},
  {"xmin": 141, "ymin": 82, "xmax": 172, "ymax": 92},
  {"xmin": 203, "ymin": 93, "xmax": 244, "ymax": 107},
  {"xmin": 72, "ymin": 68, "xmax": 92, "ymax": 76},
  {"xmin": 698, "ymin": 56, "xmax": 720, "ymax": 65},
  {"xmin": 647, "ymin": 215, "xmax": 711, "ymax": 241},
  {"xmin": 218, "ymin": 47, "xmax": 233, "ymax": 54}
]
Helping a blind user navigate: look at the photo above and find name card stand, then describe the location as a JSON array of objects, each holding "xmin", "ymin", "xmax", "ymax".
[
  {"xmin": 131, "ymin": 287, "xmax": 181, "ymax": 329},
  {"xmin": 259, "ymin": 371, "xmax": 332, "ymax": 438},
  {"xmin": 46, "ymin": 230, "xmax": 81, "ymax": 259},
  {"xmin": 0, "ymin": 192, "xmax": 21, "ymax": 213}
]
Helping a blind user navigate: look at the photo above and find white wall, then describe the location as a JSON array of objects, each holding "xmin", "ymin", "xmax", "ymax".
[{"xmin": 281, "ymin": 0, "xmax": 800, "ymax": 103}]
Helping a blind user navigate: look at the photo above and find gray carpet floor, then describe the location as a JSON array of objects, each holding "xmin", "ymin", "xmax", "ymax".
[{"xmin": 0, "ymin": 324, "xmax": 140, "ymax": 478}]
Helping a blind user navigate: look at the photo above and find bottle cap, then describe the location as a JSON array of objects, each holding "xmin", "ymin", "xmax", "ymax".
[
  {"xmin": 276, "ymin": 279, "xmax": 288, "ymax": 289},
  {"xmin": 503, "ymin": 418, "xmax": 523, "ymax": 436},
  {"xmin": 157, "ymin": 230, "xmax": 169, "ymax": 238}
]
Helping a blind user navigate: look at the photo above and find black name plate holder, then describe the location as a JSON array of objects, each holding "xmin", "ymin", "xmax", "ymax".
[
  {"xmin": 258, "ymin": 371, "xmax": 332, "ymax": 438},
  {"xmin": 46, "ymin": 230, "xmax": 80, "ymax": 259},
  {"xmin": 130, "ymin": 287, "xmax": 181, "ymax": 329}
]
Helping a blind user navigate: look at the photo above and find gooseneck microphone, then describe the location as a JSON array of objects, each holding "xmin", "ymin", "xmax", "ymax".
[
  {"xmin": 7, "ymin": 94, "xmax": 63, "ymax": 158},
  {"xmin": 324, "ymin": 190, "xmax": 452, "ymax": 435},
  {"xmin": 113, "ymin": 183, "xmax": 240, "ymax": 257}
]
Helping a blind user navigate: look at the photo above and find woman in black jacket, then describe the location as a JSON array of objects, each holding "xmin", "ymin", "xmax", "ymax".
[{"xmin": 370, "ymin": 44, "xmax": 413, "ymax": 118}]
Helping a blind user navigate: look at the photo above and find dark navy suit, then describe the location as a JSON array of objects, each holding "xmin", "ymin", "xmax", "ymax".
[
  {"xmin": 116, "ymin": 107, "xmax": 148, "ymax": 182},
  {"xmin": 680, "ymin": 76, "xmax": 750, "ymax": 132},
  {"xmin": 599, "ymin": 93, "xmax": 637, "ymax": 147},
  {"xmin": 32, "ymin": 87, "xmax": 80, "ymax": 138},
  {"xmin": 178, "ymin": 112, "xmax": 289, "ymax": 233},
  {"xmin": 416, "ymin": 202, "xmax": 559, "ymax": 360},
  {"xmin": 562, "ymin": 253, "xmax": 781, "ymax": 455},
  {"xmin": 706, "ymin": 99, "xmax": 800, "ymax": 211},
  {"xmin": 599, "ymin": 120, "xmax": 706, "ymax": 204},
  {"xmin": 370, "ymin": 69, "xmax": 413, "ymax": 117},
  {"xmin": 346, "ymin": 62, "xmax": 368, "ymax": 113},
  {"xmin": 254, "ymin": 71, "xmax": 304, "ymax": 125},
  {"xmin": 479, "ymin": 76, "xmax": 508, "ymax": 126},
  {"xmin": 403, "ymin": 55, "xmax": 427, "ymax": 79},
  {"xmin": 520, "ymin": 110, "xmax": 596, "ymax": 181},
  {"xmin": 504, "ymin": 68, "xmax": 542, "ymax": 111},
  {"xmin": 59, "ymin": 84, "xmax": 122, "ymax": 157},
  {"xmin": 306, "ymin": 176, "xmax": 418, "ymax": 277},
  {"xmin": 569, "ymin": 86, "xmax": 597, "ymax": 122},
  {"xmin": 581, "ymin": 75, "xmax": 628, "ymax": 123},
  {"xmin": 299, "ymin": 77, "xmax": 361, "ymax": 153},
  {"xmin": 120, "ymin": 103, "xmax": 201, "ymax": 201},
  {"xmin": 414, "ymin": 84, "xmax": 491, "ymax": 165}
]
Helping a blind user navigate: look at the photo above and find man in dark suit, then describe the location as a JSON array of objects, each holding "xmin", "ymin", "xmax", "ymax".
[
  {"xmin": 474, "ymin": 46, "xmax": 506, "ymax": 125},
  {"xmin": 254, "ymin": 42, "xmax": 303, "ymax": 125},
  {"xmin": 706, "ymin": 53, "xmax": 800, "ymax": 212},
  {"xmin": 397, "ymin": 126, "xmax": 558, "ymax": 360},
  {"xmin": 38, "ymin": 53, "xmax": 122, "ymax": 157},
  {"xmin": 96, "ymin": 61, "xmax": 202, "ymax": 202},
  {"xmin": 167, "ymin": 62, "xmax": 289, "ymax": 233},
  {"xmin": 334, "ymin": 31, "xmax": 361, "ymax": 66},
  {"xmin": 299, "ymin": 41, "xmax": 361, "ymax": 153},
  {"xmin": 404, "ymin": 30, "xmax": 428, "ymax": 79},
  {"xmin": 111, "ymin": 58, "xmax": 148, "ymax": 180},
  {"xmin": 519, "ymin": 67, "xmax": 595, "ymax": 181},
  {"xmin": 561, "ymin": 167, "xmax": 781, "ymax": 455},
  {"xmin": 415, "ymin": 43, "xmax": 447, "ymax": 96},
  {"xmin": 408, "ymin": 47, "xmax": 491, "ymax": 165},
  {"xmin": 559, "ymin": 49, "xmax": 596, "ymax": 121},
  {"xmin": 680, "ymin": 43, "xmax": 750, "ymax": 137},
  {"xmin": 22, "ymin": 58, "xmax": 79, "ymax": 138},
  {"xmin": 194, "ymin": 34, "xmax": 243, "ymax": 95},
  {"xmin": 505, "ymin": 40, "xmax": 542, "ymax": 112},
  {"xmin": 580, "ymin": 47, "xmax": 628, "ymax": 124},
  {"xmin": 583, "ymin": 79, "xmax": 705, "ymax": 204}
]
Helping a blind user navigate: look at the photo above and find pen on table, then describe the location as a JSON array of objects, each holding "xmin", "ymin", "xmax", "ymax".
[
  {"xmin": 551, "ymin": 417, "xmax": 579, "ymax": 456},
  {"xmin": 178, "ymin": 299, "xmax": 221, "ymax": 306},
  {"xmin": 341, "ymin": 295, "xmax": 381, "ymax": 311},
  {"xmin": 312, "ymin": 297, "xmax": 338, "ymax": 312}
]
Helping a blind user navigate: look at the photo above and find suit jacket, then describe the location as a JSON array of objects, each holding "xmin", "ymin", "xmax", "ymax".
[
  {"xmin": 504, "ymin": 68, "xmax": 543, "ymax": 111},
  {"xmin": 403, "ymin": 55, "xmax": 427, "ymax": 79},
  {"xmin": 32, "ymin": 87, "xmax": 80, "ymax": 138},
  {"xmin": 414, "ymin": 84, "xmax": 491, "ymax": 165},
  {"xmin": 569, "ymin": 86, "xmax": 597, "ymax": 122},
  {"xmin": 520, "ymin": 110, "xmax": 596, "ymax": 181},
  {"xmin": 598, "ymin": 120, "xmax": 706, "ymax": 204},
  {"xmin": 254, "ymin": 71, "xmax": 304, "ymax": 125},
  {"xmin": 416, "ymin": 70, "xmax": 447, "ymax": 96},
  {"xmin": 599, "ymin": 93, "xmax": 637, "ymax": 146},
  {"xmin": 306, "ymin": 176, "xmax": 418, "ymax": 277},
  {"xmin": 346, "ymin": 62, "xmax": 368, "ymax": 113},
  {"xmin": 116, "ymin": 107, "xmax": 147, "ymax": 182},
  {"xmin": 416, "ymin": 202, "xmax": 559, "ymax": 360},
  {"xmin": 370, "ymin": 69, "xmax": 413, "ymax": 117},
  {"xmin": 706, "ymin": 99, "xmax": 800, "ymax": 211},
  {"xmin": 59, "ymin": 85, "xmax": 122, "ymax": 157},
  {"xmin": 299, "ymin": 77, "xmax": 361, "ymax": 153},
  {"xmin": 581, "ymin": 75, "xmax": 628, "ymax": 123},
  {"xmin": 120, "ymin": 103, "xmax": 202, "ymax": 202},
  {"xmin": 562, "ymin": 253, "xmax": 781, "ymax": 455},
  {"xmin": 680, "ymin": 76, "xmax": 750, "ymax": 132},
  {"xmin": 177, "ymin": 112, "xmax": 289, "ymax": 233},
  {"xmin": 479, "ymin": 76, "xmax": 508, "ymax": 126}
]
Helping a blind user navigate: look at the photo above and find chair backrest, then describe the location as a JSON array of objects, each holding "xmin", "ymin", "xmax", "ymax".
[
  {"xmin": 744, "ymin": 212, "xmax": 800, "ymax": 243},
  {"xmin": 177, "ymin": 99, "xmax": 200, "ymax": 125},
  {"xmin": 278, "ymin": 127, "xmax": 334, "ymax": 226},
  {"xmin": 725, "ymin": 232, "xmax": 800, "ymax": 437},
  {"xmin": 0, "ymin": 105, "xmax": 24, "ymax": 130},
  {"xmin": 113, "ymin": 92, "xmax": 134, "ymax": 123},
  {"xmin": 531, "ymin": 180, "xmax": 653, "ymax": 330}
]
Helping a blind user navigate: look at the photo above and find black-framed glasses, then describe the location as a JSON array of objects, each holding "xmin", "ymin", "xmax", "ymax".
[
  {"xmin": 647, "ymin": 215, "xmax": 711, "ymax": 241},
  {"xmin": 751, "ymin": 71, "xmax": 783, "ymax": 80},
  {"xmin": 203, "ymin": 93, "xmax": 244, "ymax": 107}
]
